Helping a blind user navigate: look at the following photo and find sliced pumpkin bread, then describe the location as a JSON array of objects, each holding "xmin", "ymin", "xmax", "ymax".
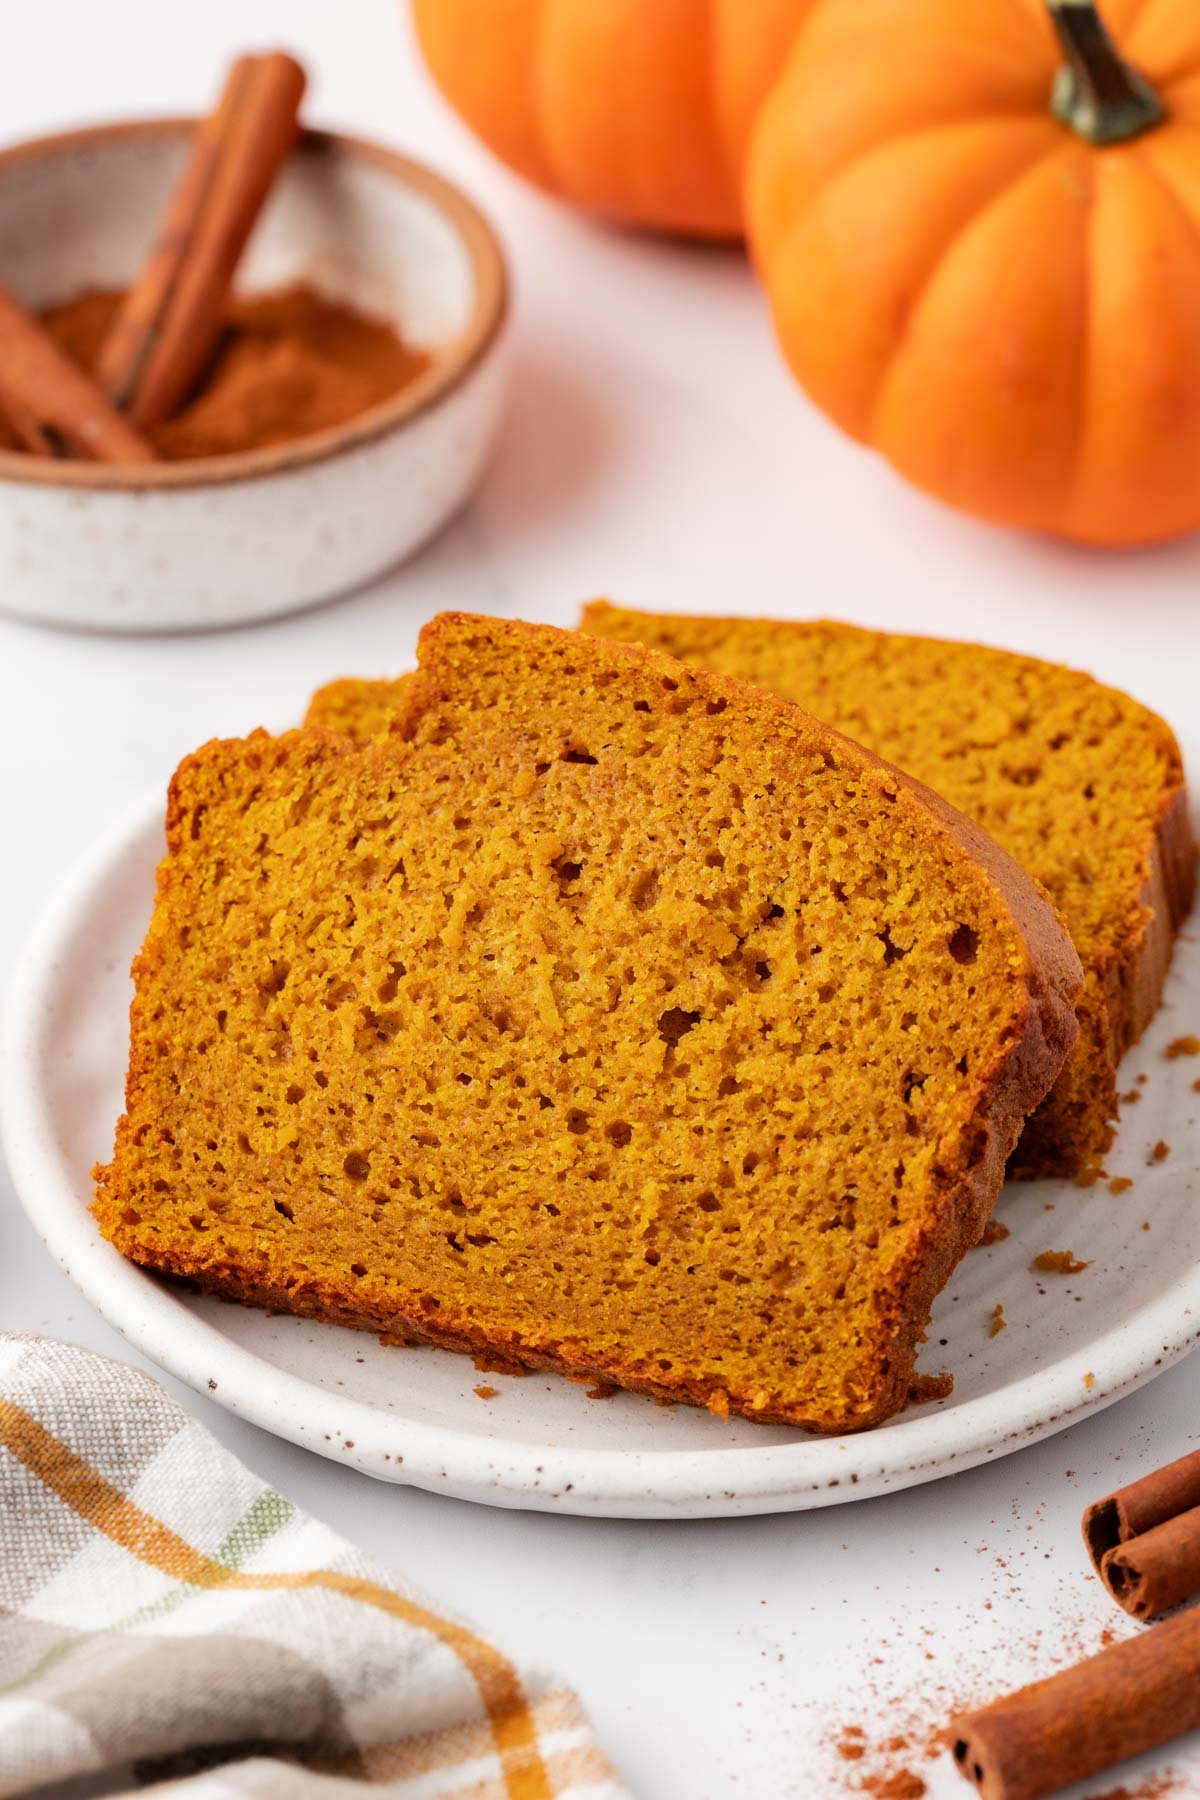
[
  {"xmin": 580, "ymin": 606, "xmax": 1193, "ymax": 1178},
  {"xmin": 98, "ymin": 615, "xmax": 1080, "ymax": 1430},
  {"xmin": 308, "ymin": 611, "xmax": 1193, "ymax": 1177}
]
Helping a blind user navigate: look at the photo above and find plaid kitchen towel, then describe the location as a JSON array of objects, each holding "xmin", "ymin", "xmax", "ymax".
[{"xmin": 0, "ymin": 1333, "xmax": 630, "ymax": 1799}]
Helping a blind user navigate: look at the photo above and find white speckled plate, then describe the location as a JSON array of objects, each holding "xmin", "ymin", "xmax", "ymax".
[{"xmin": 5, "ymin": 792, "xmax": 1200, "ymax": 1517}]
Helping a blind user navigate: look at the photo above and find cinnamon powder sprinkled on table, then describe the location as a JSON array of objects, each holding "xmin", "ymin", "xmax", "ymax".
[
  {"xmin": 835, "ymin": 1725, "xmax": 930, "ymax": 1796},
  {"xmin": 817, "ymin": 1583, "xmax": 1196, "ymax": 1796},
  {"xmin": 1088, "ymin": 1775, "xmax": 1185, "ymax": 1798},
  {"xmin": 774, "ymin": 1386, "xmax": 1200, "ymax": 1796},
  {"xmin": 1033, "ymin": 1250, "xmax": 1091, "ymax": 1274},
  {"xmin": 861, "ymin": 1772, "xmax": 927, "ymax": 1797}
]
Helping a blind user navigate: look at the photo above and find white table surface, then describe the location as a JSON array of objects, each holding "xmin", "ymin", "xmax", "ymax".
[{"xmin": 2, "ymin": 6, "xmax": 1199, "ymax": 1797}]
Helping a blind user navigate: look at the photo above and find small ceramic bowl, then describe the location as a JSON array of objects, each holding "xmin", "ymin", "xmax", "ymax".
[{"xmin": 0, "ymin": 121, "xmax": 508, "ymax": 631}]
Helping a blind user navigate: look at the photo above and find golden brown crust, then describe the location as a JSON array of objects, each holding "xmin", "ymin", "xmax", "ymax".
[
  {"xmin": 1011, "ymin": 745, "xmax": 1195, "ymax": 1178},
  {"xmin": 1120, "ymin": 778, "xmax": 1197, "ymax": 1051}
]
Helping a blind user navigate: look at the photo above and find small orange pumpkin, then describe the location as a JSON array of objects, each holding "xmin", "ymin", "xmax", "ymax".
[
  {"xmin": 411, "ymin": 0, "xmax": 813, "ymax": 239},
  {"xmin": 748, "ymin": 0, "xmax": 1200, "ymax": 545}
]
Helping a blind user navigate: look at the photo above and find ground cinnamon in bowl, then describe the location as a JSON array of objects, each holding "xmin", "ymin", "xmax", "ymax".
[{"xmin": 0, "ymin": 284, "xmax": 431, "ymax": 461}]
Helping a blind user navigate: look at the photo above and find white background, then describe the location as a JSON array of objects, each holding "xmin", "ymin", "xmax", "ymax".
[{"xmin": 1, "ymin": 5, "xmax": 1199, "ymax": 1795}]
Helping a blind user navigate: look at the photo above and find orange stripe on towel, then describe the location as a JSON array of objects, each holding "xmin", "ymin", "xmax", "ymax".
[{"xmin": 0, "ymin": 1397, "xmax": 551, "ymax": 1800}]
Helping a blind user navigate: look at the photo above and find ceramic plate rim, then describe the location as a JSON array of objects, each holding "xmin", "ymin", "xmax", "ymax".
[{"xmin": 5, "ymin": 791, "xmax": 1199, "ymax": 1518}]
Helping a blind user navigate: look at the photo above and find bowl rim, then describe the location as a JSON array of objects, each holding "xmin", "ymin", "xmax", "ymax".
[{"xmin": 0, "ymin": 119, "xmax": 508, "ymax": 492}]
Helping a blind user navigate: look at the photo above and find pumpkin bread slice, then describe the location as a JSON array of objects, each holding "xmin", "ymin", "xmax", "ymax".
[
  {"xmin": 98, "ymin": 615, "xmax": 1081, "ymax": 1431},
  {"xmin": 578, "ymin": 606, "xmax": 1193, "ymax": 1179},
  {"xmin": 307, "ymin": 614, "xmax": 1191, "ymax": 1178}
]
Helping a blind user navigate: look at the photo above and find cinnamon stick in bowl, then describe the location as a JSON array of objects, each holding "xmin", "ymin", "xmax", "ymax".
[
  {"xmin": 1085, "ymin": 1448, "xmax": 1200, "ymax": 1618},
  {"xmin": 98, "ymin": 50, "xmax": 305, "ymax": 427},
  {"xmin": 950, "ymin": 1608, "xmax": 1200, "ymax": 1799},
  {"xmin": 0, "ymin": 281, "xmax": 155, "ymax": 462}
]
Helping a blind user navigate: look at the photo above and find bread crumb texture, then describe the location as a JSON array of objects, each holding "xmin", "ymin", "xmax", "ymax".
[
  {"xmin": 1033, "ymin": 1250, "xmax": 1090, "ymax": 1275},
  {"xmin": 99, "ymin": 616, "xmax": 1080, "ymax": 1431},
  {"xmin": 306, "ymin": 613, "xmax": 1192, "ymax": 1178},
  {"xmin": 576, "ymin": 608, "xmax": 1193, "ymax": 1178}
]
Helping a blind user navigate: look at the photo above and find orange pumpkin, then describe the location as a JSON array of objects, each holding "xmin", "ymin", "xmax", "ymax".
[
  {"xmin": 748, "ymin": 0, "xmax": 1200, "ymax": 545},
  {"xmin": 411, "ymin": 0, "xmax": 813, "ymax": 238}
]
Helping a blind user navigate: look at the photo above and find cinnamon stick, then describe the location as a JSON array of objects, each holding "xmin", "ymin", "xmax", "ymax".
[
  {"xmin": 98, "ymin": 50, "xmax": 306, "ymax": 427},
  {"xmin": 1085, "ymin": 1447, "xmax": 1200, "ymax": 1561},
  {"xmin": 1085, "ymin": 1447, "xmax": 1200, "ymax": 1617},
  {"xmin": 1101, "ymin": 1508, "xmax": 1200, "ymax": 1619},
  {"xmin": 0, "ymin": 389, "xmax": 63, "ymax": 456},
  {"xmin": 0, "ymin": 281, "xmax": 155, "ymax": 462},
  {"xmin": 950, "ymin": 1608, "xmax": 1200, "ymax": 1800}
]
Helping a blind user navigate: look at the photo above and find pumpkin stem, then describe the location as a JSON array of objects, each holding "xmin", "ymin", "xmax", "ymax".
[{"xmin": 1047, "ymin": 0, "xmax": 1165, "ymax": 144}]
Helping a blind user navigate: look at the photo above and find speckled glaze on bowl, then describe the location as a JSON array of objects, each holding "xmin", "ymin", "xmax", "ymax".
[{"xmin": 0, "ymin": 121, "xmax": 508, "ymax": 631}]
